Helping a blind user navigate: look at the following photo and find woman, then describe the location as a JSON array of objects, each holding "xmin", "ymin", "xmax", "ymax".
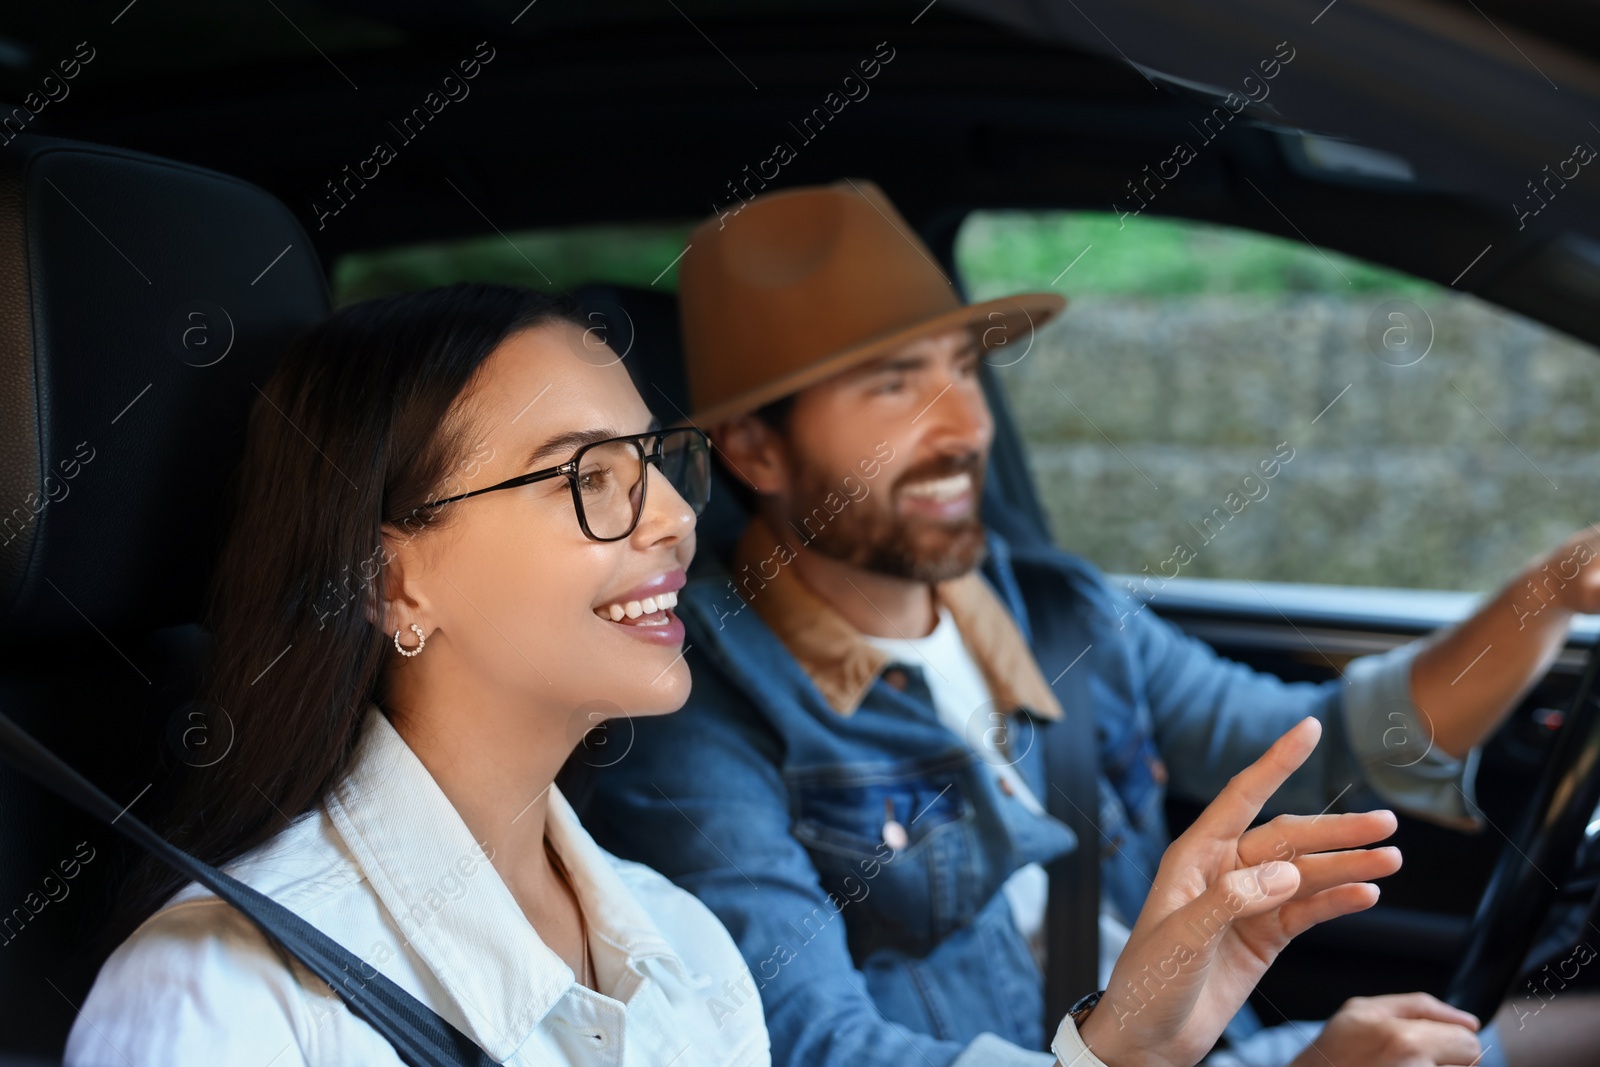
[
  {"xmin": 66, "ymin": 283, "xmax": 764, "ymax": 1065},
  {"xmin": 65, "ymin": 282, "xmax": 1407, "ymax": 1067}
]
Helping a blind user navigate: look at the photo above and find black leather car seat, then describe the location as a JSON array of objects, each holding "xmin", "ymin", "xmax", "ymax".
[{"xmin": 0, "ymin": 134, "xmax": 328, "ymax": 1060}]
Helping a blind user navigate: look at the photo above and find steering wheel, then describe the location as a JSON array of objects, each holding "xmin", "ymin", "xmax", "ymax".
[{"xmin": 1445, "ymin": 639, "xmax": 1600, "ymax": 1019}]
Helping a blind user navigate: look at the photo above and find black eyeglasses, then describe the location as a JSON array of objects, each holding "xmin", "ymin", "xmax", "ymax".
[{"xmin": 421, "ymin": 427, "xmax": 711, "ymax": 542}]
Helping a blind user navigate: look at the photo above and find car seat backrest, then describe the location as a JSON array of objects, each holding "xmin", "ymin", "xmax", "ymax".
[
  {"xmin": 0, "ymin": 134, "xmax": 329, "ymax": 1059},
  {"xmin": 572, "ymin": 283, "xmax": 751, "ymax": 571}
]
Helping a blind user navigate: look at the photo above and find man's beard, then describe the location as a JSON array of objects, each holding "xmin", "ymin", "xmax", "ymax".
[{"xmin": 783, "ymin": 452, "xmax": 988, "ymax": 583}]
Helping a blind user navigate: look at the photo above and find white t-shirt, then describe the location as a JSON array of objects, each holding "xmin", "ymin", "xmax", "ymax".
[{"xmin": 863, "ymin": 605, "xmax": 1131, "ymax": 989}]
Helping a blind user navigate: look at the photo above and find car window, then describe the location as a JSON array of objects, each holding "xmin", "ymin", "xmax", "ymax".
[
  {"xmin": 955, "ymin": 210, "xmax": 1600, "ymax": 593},
  {"xmin": 331, "ymin": 222, "xmax": 696, "ymax": 305}
]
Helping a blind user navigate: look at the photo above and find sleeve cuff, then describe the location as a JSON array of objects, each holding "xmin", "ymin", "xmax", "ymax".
[
  {"xmin": 1049, "ymin": 1014, "xmax": 1113, "ymax": 1067},
  {"xmin": 1341, "ymin": 640, "xmax": 1484, "ymax": 831},
  {"xmin": 951, "ymin": 1031, "xmax": 1061, "ymax": 1067}
]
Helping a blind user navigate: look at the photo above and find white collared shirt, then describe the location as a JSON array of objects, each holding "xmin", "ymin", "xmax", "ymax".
[{"xmin": 65, "ymin": 704, "xmax": 771, "ymax": 1067}]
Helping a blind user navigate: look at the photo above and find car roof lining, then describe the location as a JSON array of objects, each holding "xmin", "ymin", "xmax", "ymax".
[{"xmin": 2, "ymin": 4, "xmax": 1597, "ymax": 348}]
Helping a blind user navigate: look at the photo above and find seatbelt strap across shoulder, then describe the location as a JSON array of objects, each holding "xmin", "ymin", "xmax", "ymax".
[
  {"xmin": 1040, "ymin": 694, "xmax": 1102, "ymax": 1040},
  {"xmin": 0, "ymin": 708, "xmax": 499, "ymax": 1067},
  {"xmin": 1021, "ymin": 570, "xmax": 1103, "ymax": 1045}
]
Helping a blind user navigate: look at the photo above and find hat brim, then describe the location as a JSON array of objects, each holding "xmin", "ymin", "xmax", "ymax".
[{"xmin": 683, "ymin": 291, "xmax": 1068, "ymax": 428}]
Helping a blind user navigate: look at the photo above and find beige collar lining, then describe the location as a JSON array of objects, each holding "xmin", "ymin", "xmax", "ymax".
[{"xmin": 729, "ymin": 514, "xmax": 1063, "ymax": 721}]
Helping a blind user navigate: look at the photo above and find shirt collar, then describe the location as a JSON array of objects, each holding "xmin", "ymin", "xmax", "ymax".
[
  {"xmin": 324, "ymin": 704, "xmax": 690, "ymax": 1061},
  {"xmin": 730, "ymin": 513, "xmax": 1063, "ymax": 721}
]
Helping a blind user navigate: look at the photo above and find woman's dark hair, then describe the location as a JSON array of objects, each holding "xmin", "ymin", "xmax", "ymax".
[{"xmin": 110, "ymin": 282, "xmax": 587, "ymax": 943}]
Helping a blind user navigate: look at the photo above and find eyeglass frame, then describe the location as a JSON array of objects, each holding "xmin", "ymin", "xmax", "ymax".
[{"xmin": 418, "ymin": 426, "xmax": 711, "ymax": 543}]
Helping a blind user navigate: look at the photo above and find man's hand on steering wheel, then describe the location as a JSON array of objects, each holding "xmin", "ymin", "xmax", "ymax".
[
  {"xmin": 1537, "ymin": 525, "xmax": 1600, "ymax": 615},
  {"xmin": 1286, "ymin": 993, "xmax": 1482, "ymax": 1067}
]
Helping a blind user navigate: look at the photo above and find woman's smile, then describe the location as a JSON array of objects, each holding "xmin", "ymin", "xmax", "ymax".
[{"xmin": 591, "ymin": 567, "xmax": 687, "ymax": 645}]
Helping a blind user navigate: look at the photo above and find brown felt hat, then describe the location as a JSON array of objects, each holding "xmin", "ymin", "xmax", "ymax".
[{"xmin": 679, "ymin": 178, "xmax": 1067, "ymax": 426}]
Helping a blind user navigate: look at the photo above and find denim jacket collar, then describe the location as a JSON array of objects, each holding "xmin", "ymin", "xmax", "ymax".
[
  {"xmin": 730, "ymin": 513, "xmax": 1063, "ymax": 721},
  {"xmin": 324, "ymin": 705, "xmax": 692, "ymax": 1059}
]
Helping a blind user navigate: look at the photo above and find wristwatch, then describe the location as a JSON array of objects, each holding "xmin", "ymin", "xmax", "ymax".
[
  {"xmin": 1053, "ymin": 990, "xmax": 1110, "ymax": 1066},
  {"xmin": 1068, "ymin": 989, "xmax": 1104, "ymax": 1028}
]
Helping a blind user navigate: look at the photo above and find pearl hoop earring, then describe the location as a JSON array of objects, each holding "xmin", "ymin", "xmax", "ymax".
[{"xmin": 394, "ymin": 623, "xmax": 426, "ymax": 657}]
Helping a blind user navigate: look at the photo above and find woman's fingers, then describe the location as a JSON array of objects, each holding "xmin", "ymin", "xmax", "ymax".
[
  {"xmin": 1187, "ymin": 718, "xmax": 1323, "ymax": 846},
  {"xmin": 1274, "ymin": 882, "xmax": 1381, "ymax": 938},
  {"xmin": 1280, "ymin": 846, "xmax": 1402, "ymax": 899},
  {"xmin": 1238, "ymin": 809, "xmax": 1398, "ymax": 868},
  {"xmin": 1167, "ymin": 860, "xmax": 1302, "ymax": 945}
]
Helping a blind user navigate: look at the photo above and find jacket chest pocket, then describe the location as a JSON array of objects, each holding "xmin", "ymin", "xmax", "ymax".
[
  {"xmin": 786, "ymin": 751, "xmax": 980, "ymax": 957},
  {"xmin": 1097, "ymin": 694, "xmax": 1167, "ymax": 832}
]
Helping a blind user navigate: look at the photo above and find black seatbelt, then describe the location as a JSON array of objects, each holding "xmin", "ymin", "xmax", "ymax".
[
  {"xmin": 1030, "ymin": 597, "xmax": 1102, "ymax": 1043},
  {"xmin": 1040, "ymin": 702, "xmax": 1101, "ymax": 1039},
  {"xmin": 0, "ymin": 709, "xmax": 498, "ymax": 1067}
]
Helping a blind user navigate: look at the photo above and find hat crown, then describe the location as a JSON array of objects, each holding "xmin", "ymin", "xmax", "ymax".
[
  {"xmin": 678, "ymin": 179, "xmax": 1065, "ymax": 425},
  {"xmin": 720, "ymin": 188, "xmax": 848, "ymax": 288},
  {"xmin": 681, "ymin": 180, "xmax": 961, "ymax": 418}
]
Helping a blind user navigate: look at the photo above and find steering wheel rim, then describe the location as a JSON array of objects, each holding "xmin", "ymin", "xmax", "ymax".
[{"xmin": 1445, "ymin": 636, "xmax": 1600, "ymax": 1020}]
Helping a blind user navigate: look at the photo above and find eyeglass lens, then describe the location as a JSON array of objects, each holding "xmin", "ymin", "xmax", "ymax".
[{"xmin": 577, "ymin": 430, "xmax": 710, "ymax": 539}]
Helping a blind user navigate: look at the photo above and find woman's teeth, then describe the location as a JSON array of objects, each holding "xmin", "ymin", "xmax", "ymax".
[
  {"xmin": 597, "ymin": 588, "xmax": 679, "ymax": 624},
  {"xmin": 901, "ymin": 472, "xmax": 972, "ymax": 502}
]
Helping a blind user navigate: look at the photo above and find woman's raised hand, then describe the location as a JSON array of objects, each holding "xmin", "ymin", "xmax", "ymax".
[{"xmin": 1076, "ymin": 717, "xmax": 1404, "ymax": 1067}]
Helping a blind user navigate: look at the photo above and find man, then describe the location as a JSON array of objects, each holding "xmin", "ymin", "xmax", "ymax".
[{"xmin": 585, "ymin": 179, "xmax": 1599, "ymax": 1066}]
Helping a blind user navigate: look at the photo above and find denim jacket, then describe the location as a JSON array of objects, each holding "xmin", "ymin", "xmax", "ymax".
[{"xmin": 585, "ymin": 516, "xmax": 1479, "ymax": 1067}]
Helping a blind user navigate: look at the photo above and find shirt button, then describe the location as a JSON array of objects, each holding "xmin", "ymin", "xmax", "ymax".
[
  {"xmin": 1147, "ymin": 754, "xmax": 1169, "ymax": 785},
  {"xmin": 998, "ymin": 776, "xmax": 1015, "ymax": 797},
  {"xmin": 882, "ymin": 668, "xmax": 909, "ymax": 691}
]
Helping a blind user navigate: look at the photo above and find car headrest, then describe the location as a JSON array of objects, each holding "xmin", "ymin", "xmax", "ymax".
[
  {"xmin": 572, "ymin": 283, "xmax": 750, "ymax": 569},
  {"xmin": 0, "ymin": 135, "xmax": 329, "ymax": 640}
]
